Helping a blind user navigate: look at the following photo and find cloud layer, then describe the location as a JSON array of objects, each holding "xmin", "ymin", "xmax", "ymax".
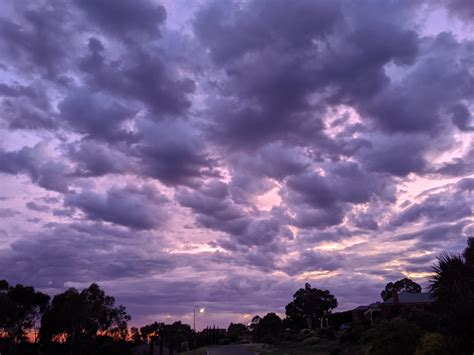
[{"xmin": 0, "ymin": 0, "xmax": 473, "ymax": 328}]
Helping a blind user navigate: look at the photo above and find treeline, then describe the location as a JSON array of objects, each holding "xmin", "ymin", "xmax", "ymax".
[
  {"xmin": 0, "ymin": 282, "xmax": 131, "ymax": 355},
  {"xmin": 245, "ymin": 237, "xmax": 474, "ymax": 354}
]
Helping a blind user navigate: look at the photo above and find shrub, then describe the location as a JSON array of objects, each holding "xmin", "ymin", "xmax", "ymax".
[
  {"xmin": 340, "ymin": 323, "xmax": 370, "ymax": 344},
  {"xmin": 365, "ymin": 318, "xmax": 421, "ymax": 355},
  {"xmin": 297, "ymin": 328, "xmax": 316, "ymax": 341},
  {"xmin": 317, "ymin": 328, "xmax": 336, "ymax": 340},
  {"xmin": 399, "ymin": 308, "xmax": 441, "ymax": 333},
  {"xmin": 298, "ymin": 328, "xmax": 312, "ymax": 336},
  {"xmin": 415, "ymin": 333, "xmax": 448, "ymax": 355},
  {"xmin": 302, "ymin": 336, "xmax": 320, "ymax": 345}
]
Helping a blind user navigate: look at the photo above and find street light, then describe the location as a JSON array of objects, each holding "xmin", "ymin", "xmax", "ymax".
[
  {"xmin": 193, "ymin": 306, "xmax": 205, "ymax": 332},
  {"xmin": 193, "ymin": 306, "xmax": 205, "ymax": 350}
]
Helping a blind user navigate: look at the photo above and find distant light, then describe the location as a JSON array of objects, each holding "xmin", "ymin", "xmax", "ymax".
[{"xmin": 199, "ymin": 307, "xmax": 205, "ymax": 313}]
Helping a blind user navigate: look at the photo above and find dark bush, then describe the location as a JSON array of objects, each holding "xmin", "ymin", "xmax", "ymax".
[
  {"xmin": 365, "ymin": 318, "xmax": 421, "ymax": 355},
  {"xmin": 318, "ymin": 328, "xmax": 336, "ymax": 340}
]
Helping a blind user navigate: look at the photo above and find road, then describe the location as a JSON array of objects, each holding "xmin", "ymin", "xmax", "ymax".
[{"xmin": 207, "ymin": 344, "xmax": 257, "ymax": 355}]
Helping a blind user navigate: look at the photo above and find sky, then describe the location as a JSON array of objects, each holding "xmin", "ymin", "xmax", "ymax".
[{"xmin": 0, "ymin": 0, "xmax": 473, "ymax": 329}]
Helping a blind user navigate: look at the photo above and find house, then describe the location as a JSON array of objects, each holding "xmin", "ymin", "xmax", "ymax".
[
  {"xmin": 381, "ymin": 291, "xmax": 435, "ymax": 318},
  {"xmin": 352, "ymin": 291, "xmax": 435, "ymax": 324},
  {"xmin": 352, "ymin": 302, "xmax": 382, "ymax": 324}
]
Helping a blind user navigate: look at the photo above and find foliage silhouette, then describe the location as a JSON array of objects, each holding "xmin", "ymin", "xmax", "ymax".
[
  {"xmin": 40, "ymin": 283, "xmax": 130, "ymax": 355},
  {"xmin": 0, "ymin": 280, "xmax": 50, "ymax": 342},
  {"xmin": 380, "ymin": 277, "xmax": 421, "ymax": 301},
  {"xmin": 285, "ymin": 283, "xmax": 337, "ymax": 329}
]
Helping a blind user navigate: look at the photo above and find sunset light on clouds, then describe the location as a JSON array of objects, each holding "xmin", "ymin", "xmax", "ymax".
[{"xmin": 0, "ymin": 0, "xmax": 473, "ymax": 330}]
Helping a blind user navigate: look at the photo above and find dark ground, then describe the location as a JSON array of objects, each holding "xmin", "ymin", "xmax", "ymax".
[{"xmin": 207, "ymin": 344, "xmax": 256, "ymax": 355}]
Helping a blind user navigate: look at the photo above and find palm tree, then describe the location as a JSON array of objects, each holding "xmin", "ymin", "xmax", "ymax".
[
  {"xmin": 429, "ymin": 252, "xmax": 473, "ymax": 304},
  {"xmin": 463, "ymin": 236, "xmax": 474, "ymax": 266}
]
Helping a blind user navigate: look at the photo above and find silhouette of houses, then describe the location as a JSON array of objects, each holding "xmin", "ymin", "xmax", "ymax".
[{"xmin": 352, "ymin": 291, "xmax": 435, "ymax": 324}]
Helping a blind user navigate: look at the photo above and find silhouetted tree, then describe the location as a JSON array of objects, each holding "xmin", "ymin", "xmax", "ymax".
[
  {"xmin": 429, "ymin": 253, "xmax": 473, "ymax": 304},
  {"xmin": 381, "ymin": 277, "xmax": 421, "ymax": 301},
  {"xmin": 463, "ymin": 236, "xmax": 474, "ymax": 266},
  {"xmin": 40, "ymin": 283, "xmax": 130, "ymax": 354},
  {"xmin": 140, "ymin": 321, "xmax": 163, "ymax": 342},
  {"xmin": 254, "ymin": 313, "xmax": 282, "ymax": 343},
  {"xmin": 0, "ymin": 280, "xmax": 50, "ymax": 342},
  {"xmin": 285, "ymin": 283, "xmax": 337, "ymax": 329},
  {"xmin": 130, "ymin": 327, "xmax": 142, "ymax": 344},
  {"xmin": 429, "ymin": 252, "xmax": 474, "ymax": 353},
  {"xmin": 227, "ymin": 323, "xmax": 248, "ymax": 342}
]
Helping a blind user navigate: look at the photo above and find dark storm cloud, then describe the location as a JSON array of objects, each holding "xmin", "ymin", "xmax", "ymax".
[
  {"xmin": 360, "ymin": 32, "xmax": 474, "ymax": 134},
  {"xmin": 58, "ymin": 90, "xmax": 136, "ymax": 141},
  {"xmin": 194, "ymin": 0, "xmax": 340, "ymax": 65},
  {"xmin": 1, "ymin": 0, "xmax": 473, "ymax": 326},
  {"xmin": 390, "ymin": 192, "xmax": 472, "ymax": 228},
  {"xmin": 0, "ymin": 144, "xmax": 71, "ymax": 192},
  {"xmin": 135, "ymin": 119, "xmax": 218, "ymax": 186},
  {"xmin": 73, "ymin": 0, "xmax": 167, "ymax": 39},
  {"xmin": 291, "ymin": 205, "xmax": 345, "ymax": 230},
  {"xmin": 296, "ymin": 227, "xmax": 356, "ymax": 244},
  {"xmin": 396, "ymin": 221, "xmax": 470, "ymax": 251},
  {"xmin": 441, "ymin": 0, "xmax": 474, "ymax": 22},
  {"xmin": 0, "ymin": 222, "xmax": 175, "ymax": 289},
  {"xmin": 0, "ymin": 82, "xmax": 56, "ymax": 129},
  {"xmin": 352, "ymin": 214, "xmax": 379, "ymax": 231},
  {"xmin": 79, "ymin": 37, "xmax": 195, "ymax": 117},
  {"xmin": 177, "ymin": 180, "xmax": 290, "ymax": 247},
  {"xmin": 64, "ymin": 185, "xmax": 169, "ymax": 230},
  {"xmin": 283, "ymin": 250, "xmax": 341, "ymax": 276},
  {"xmin": 449, "ymin": 103, "xmax": 474, "ymax": 131},
  {"xmin": 457, "ymin": 177, "xmax": 474, "ymax": 191},
  {"xmin": 284, "ymin": 162, "xmax": 396, "ymax": 230},
  {"xmin": 176, "ymin": 180, "xmax": 249, "ymax": 237},
  {"xmin": 195, "ymin": 0, "xmax": 422, "ymax": 149},
  {"xmin": 231, "ymin": 143, "xmax": 310, "ymax": 181},
  {"xmin": 194, "ymin": 0, "xmax": 335, "ymax": 147},
  {"xmin": 0, "ymin": 1, "xmax": 71, "ymax": 78},
  {"xmin": 360, "ymin": 135, "xmax": 428, "ymax": 176},
  {"xmin": 68, "ymin": 140, "xmax": 134, "ymax": 177},
  {"xmin": 286, "ymin": 162, "xmax": 393, "ymax": 208}
]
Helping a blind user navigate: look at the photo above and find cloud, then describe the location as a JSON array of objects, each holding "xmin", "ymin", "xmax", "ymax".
[
  {"xmin": 177, "ymin": 180, "xmax": 290, "ymax": 248},
  {"xmin": 73, "ymin": 0, "xmax": 167, "ymax": 39},
  {"xmin": 0, "ymin": 82, "xmax": 56, "ymax": 129},
  {"xmin": 0, "ymin": 208, "xmax": 18, "ymax": 218},
  {"xmin": 26, "ymin": 201, "xmax": 50, "ymax": 212},
  {"xmin": 67, "ymin": 140, "xmax": 134, "ymax": 177},
  {"xmin": 0, "ymin": 222, "xmax": 175, "ymax": 289},
  {"xmin": 0, "ymin": 143, "xmax": 72, "ymax": 192},
  {"xmin": 64, "ymin": 185, "xmax": 170, "ymax": 230},
  {"xmin": 58, "ymin": 90, "xmax": 136, "ymax": 140},
  {"xmin": 135, "ymin": 119, "xmax": 218, "ymax": 186},
  {"xmin": 0, "ymin": 1, "xmax": 72, "ymax": 78},
  {"xmin": 79, "ymin": 37, "xmax": 195, "ymax": 117},
  {"xmin": 441, "ymin": 0, "xmax": 474, "ymax": 22},
  {"xmin": 0, "ymin": 0, "xmax": 473, "ymax": 327},
  {"xmin": 360, "ymin": 32, "xmax": 473, "ymax": 134},
  {"xmin": 360, "ymin": 134, "xmax": 428, "ymax": 176},
  {"xmin": 390, "ymin": 193, "xmax": 472, "ymax": 228}
]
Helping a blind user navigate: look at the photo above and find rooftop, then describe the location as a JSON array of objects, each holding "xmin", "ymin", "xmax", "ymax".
[{"xmin": 383, "ymin": 291, "xmax": 435, "ymax": 304}]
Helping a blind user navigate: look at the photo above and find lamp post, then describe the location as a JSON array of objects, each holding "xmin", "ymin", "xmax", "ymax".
[{"xmin": 193, "ymin": 306, "xmax": 204, "ymax": 349}]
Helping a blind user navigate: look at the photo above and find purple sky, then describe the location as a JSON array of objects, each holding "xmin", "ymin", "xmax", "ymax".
[{"xmin": 0, "ymin": 0, "xmax": 473, "ymax": 329}]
